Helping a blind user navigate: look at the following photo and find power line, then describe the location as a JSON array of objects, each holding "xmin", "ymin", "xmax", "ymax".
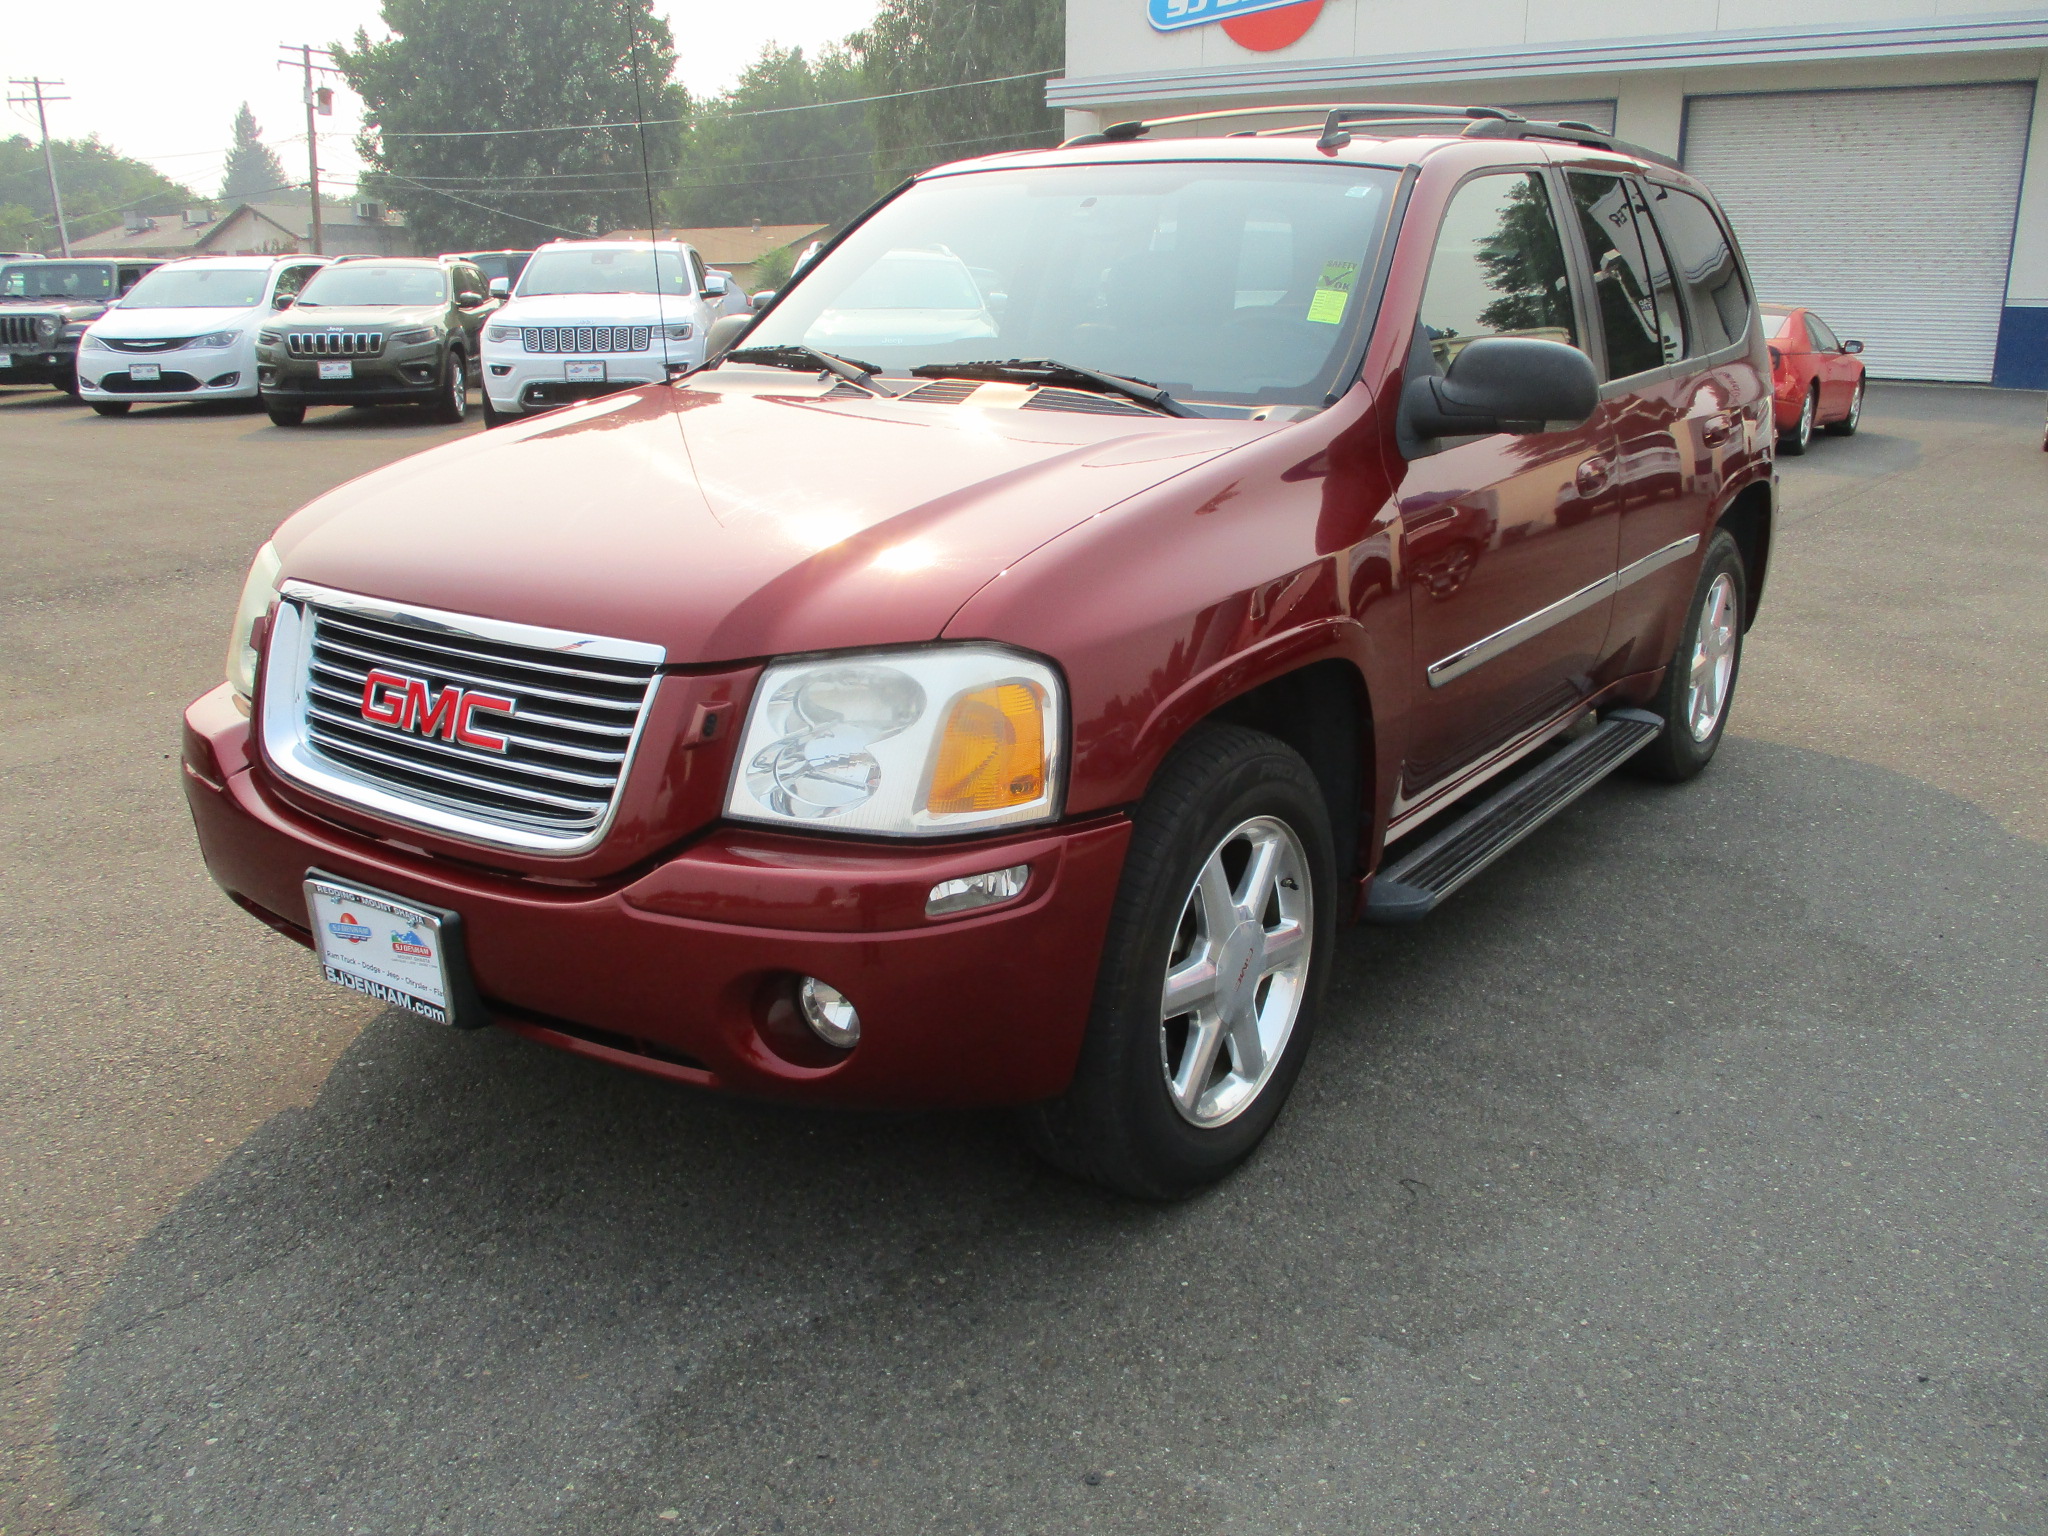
[{"xmin": 370, "ymin": 68, "xmax": 1059, "ymax": 139}]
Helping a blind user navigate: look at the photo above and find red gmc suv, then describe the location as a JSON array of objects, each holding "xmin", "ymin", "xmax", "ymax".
[{"xmin": 183, "ymin": 106, "xmax": 1773, "ymax": 1197}]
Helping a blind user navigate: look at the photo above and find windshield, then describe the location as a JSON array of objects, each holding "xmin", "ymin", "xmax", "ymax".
[
  {"xmin": 1, "ymin": 263, "xmax": 114, "ymax": 301},
  {"xmin": 295, "ymin": 265, "xmax": 445, "ymax": 307},
  {"xmin": 517, "ymin": 248, "xmax": 690, "ymax": 297},
  {"xmin": 118, "ymin": 265, "xmax": 268, "ymax": 309},
  {"xmin": 744, "ymin": 162, "xmax": 1398, "ymax": 406}
]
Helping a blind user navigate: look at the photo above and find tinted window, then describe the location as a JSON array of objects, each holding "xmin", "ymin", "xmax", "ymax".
[
  {"xmin": 1567, "ymin": 172, "xmax": 1685, "ymax": 378},
  {"xmin": 1417, "ymin": 172, "xmax": 1578, "ymax": 372},
  {"xmin": 1805, "ymin": 314, "xmax": 1840, "ymax": 352},
  {"xmin": 119, "ymin": 265, "xmax": 269, "ymax": 309},
  {"xmin": 296, "ymin": 265, "xmax": 447, "ymax": 306},
  {"xmin": 1648, "ymin": 187, "xmax": 1751, "ymax": 354},
  {"xmin": 745, "ymin": 162, "xmax": 1398, "ymax": 406},
  {"xmin": 1, "ymin": 262, "xmax": 114, "ymax": 299}
]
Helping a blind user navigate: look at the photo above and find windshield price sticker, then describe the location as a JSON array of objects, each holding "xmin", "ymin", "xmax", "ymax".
[
  {"xmin": 1148, "ymin": 0, "xmax": 1310, "ymax": 28},
  {"xmin": 1306, "ymin": 261, "xmax": 1358, "ymax": 325},
  {"xmin": 305, "ymin": 878, "xmax": 455, "ymax": 1024}
]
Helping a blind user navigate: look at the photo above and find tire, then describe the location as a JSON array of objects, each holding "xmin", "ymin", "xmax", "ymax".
[
  {"xmin": 1779, "ymin": 386, "xmax": 1816, "ymax": 456},
  {"xmin": 1824, "ymin": 377, "xmax": 1864, "ymax": 437},
  {"xmin": 89, "ymin": 401, "xmax": 130, "ymax": 417},
  {"xmin": 1631, "ymin": 529, "xmax": 1746, "ymax": 783},
  {"xmin": 481, "ymin": 391, "xmax": 515, "ymax": 429},
  {"xmin": 429, "ymin": 352, "xmax": 468, "ymax": 424},
  {"xmin": 266, "ymin": 403, "xmax": 306, "ymax": 426},
  {"xmin": 1021, "ymin": 724, "xmax": 1337, "ymax": 1199}
]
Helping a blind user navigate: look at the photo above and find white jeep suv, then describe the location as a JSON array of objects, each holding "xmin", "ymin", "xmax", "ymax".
[{"xmin": 479, "ymin": 240, "xmax": 728, "ymax": 426}]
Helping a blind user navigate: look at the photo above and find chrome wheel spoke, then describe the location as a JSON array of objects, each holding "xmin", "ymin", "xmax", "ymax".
[
  {"xmin": 1225, "ymin": 998, "xmax": 1265, "ymax": 1079},
  {"xmin": 1235, "ymin": 832, "xmax": 1283, "ymax": 920},
  {"xmin": 1197, "ymin": 855, "xmax": 1236, "ymax": 936},
  {"xmin": 1162, "ymin": 956, "xmax": 1219, "ymax": 1018},
  {"xmin": 1261, "ymin": 919, "xmax": 1310, "ymax": 974},
  {"xmin": 1171, "ymin": 1015, "xmax": 1227, "ymax": 1113}
]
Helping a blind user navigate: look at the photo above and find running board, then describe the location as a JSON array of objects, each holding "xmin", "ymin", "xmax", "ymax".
[{"xmin": 1365, "ymin": 708, "xmax": 1663, "ymax": 923}]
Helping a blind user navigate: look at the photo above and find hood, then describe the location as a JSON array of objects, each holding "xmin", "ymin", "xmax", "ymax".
[
  {"xmin": 272, "ymin": 379, "xmax": 1272, "ymax": 664},
  {"xmin": 275, "ymin": 303, "xmax": 443, "ymax": 330},
  {"xmin": 2, "ymin": 297, "xmax": 109, "ymax": 320},
  {"xmin": 91, "ymin": 305, "xmax": 259, "ymax": 339},
  {"xmin": 497, "ymin": 291, "xmax": 700, "ymax": 324}
]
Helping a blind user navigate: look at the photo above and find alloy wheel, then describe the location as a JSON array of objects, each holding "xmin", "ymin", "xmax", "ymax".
[
  {"xmin": 1687, "ymin": 572, "xmax": 1739, "ymax": 741},
  {"xmin": 448, "ymin": 356, "xmax": 467, "ymax": 420},
  {"xmin": 1158, "ymin": 815, "xmax": 1313, "ymax": 1128}
]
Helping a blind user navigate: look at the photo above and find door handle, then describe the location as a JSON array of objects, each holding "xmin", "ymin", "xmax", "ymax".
[
  {"xmin": 1699, "ymin": 415, "xmax": 1735, "ymax": 447},
  {"xmin": 1575, "ymin": 456, "xmax": 1610, "ymax": 495}
]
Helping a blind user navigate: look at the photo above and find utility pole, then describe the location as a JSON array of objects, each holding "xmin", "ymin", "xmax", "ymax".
[
  {"xmin": 277, "ymin": 45, "xmax": 341, "ymax": 254},
  {"xmin": 7, "ymin": 77, "xmax": 72, "ymax": 256}
]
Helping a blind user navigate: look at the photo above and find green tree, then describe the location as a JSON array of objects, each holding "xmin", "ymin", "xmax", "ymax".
[
  {"xmin": 333, "ymin": 0, "xmax": 685, "ymax": 252},
  {"xmin": 0, "ymin": 134, "xmax": 194, "ymax": 249},
  {"xmin": 1475, "ymin": 176, "xmax": 1574, "ymax": 336},
  {"xmin": 668, "ymin": 44, "xmax": 873, "ymax": 229},
  {"xmin": 220, "ymin": 103, "xmax": 290, "ymax": 200},
  {"xmin": 851, "ymin": 0, "xmax": 1063, "ymax": 192}
]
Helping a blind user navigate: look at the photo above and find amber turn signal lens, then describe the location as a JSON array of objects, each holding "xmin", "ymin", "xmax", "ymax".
[{"xmin": 927, "ymin": 683, "xmax": 1046, "ymax": 815}]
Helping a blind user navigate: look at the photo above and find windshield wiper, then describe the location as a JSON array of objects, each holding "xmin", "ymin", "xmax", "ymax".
[
  {"xmin": 722, "ymin": 344, "xmax": 892, "ymax": 395},
  {"xmin": 908, "ymin": 359, "xmax": 1193, "ymax": 417}
]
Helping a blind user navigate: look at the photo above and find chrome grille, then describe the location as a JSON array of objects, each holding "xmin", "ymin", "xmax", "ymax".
[
  {"xmin": 264, "ymin": 586, "xmax": 664, "ymax": 854},
  {"xmin": 102, "ymin": 335, "xmax": 194, "ymax": 353},
  {"xmin": 285, "ymin": 331, "xmax": 384, "ymax": 357},
  {"xmin": 521, "ymin": 325, "xmax": 653, "ymax": 354},
  {"xmin": 0, "ymin": 315, "xmax": 50, "ymax": 347}
]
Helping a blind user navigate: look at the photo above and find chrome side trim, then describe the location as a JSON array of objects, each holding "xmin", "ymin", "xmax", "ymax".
[
  {"xmin": 261, "ymin": 586, "xmax": 666, "ymax": 857},
  {"xmin": 1424, "ymin": 534, "xmax": 1699, "ymax": 690}
]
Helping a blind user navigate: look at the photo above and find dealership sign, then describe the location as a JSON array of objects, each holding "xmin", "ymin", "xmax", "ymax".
[{"xmin": 1147, "ymin": 0, "xmax": 1324, "ymax": 49}]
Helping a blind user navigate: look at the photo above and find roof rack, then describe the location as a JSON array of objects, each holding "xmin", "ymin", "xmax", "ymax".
[{"xmin": 1061, "ymin": 102, "xmax": 1681, "ymax": 172}]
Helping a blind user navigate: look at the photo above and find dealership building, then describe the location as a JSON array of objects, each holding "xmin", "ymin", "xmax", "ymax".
[{"xmin": 1050, "ymin": 3, "xmax": 2048, "ymax": 387}]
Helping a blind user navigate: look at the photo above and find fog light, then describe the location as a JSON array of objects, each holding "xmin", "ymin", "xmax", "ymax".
[
  {"xmin": 797, "ymin": 976, "xmax": 860, "ymax": 1048},
  {"xmin": 926, "ymin": 863, "xmax": 1029, "ymax": 917}
]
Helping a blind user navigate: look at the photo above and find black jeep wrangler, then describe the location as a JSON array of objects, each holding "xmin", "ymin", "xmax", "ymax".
[{"xmin": 0, "ymin": 258, "xmax": 162, "ymax": 394}]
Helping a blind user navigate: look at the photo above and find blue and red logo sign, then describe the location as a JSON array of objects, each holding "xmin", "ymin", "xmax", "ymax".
[
  {"xmin": 1147, "ymin": 0, "xmax": 1323, "ymax": 49},
  {"xmin": 390, "ymin": 929, "xmax": 433, "ymax": 958},
  {"xmin": 328, "ymin": 911, "xmax": 373, "ymax": 943}
]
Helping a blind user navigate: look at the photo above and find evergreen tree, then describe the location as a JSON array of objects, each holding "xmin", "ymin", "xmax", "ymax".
[
  {"xmin": 668, "ymin": 44, "xmax": 873, "ymax": 229},
  {"xmin": 333, "ymin": 0, "xmax": 685, "ymax": 252},
  {"xmin": 852, "ymin": 0, "xmax": 1063, "ymax": 192},
  {"xmin": 220, "ymin": 103, "xmax": 290, "ymax": 200}
]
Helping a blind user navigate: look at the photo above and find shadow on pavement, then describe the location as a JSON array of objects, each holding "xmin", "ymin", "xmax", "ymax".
[{"xmin": 56, "ymin": 740, "xmax": 2048, "ymax": 1536}]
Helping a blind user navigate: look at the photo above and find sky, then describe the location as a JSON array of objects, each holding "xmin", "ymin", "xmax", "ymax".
[{"xmin": 2, "ymin": 0, "xmax": 883, "ymax": 211}]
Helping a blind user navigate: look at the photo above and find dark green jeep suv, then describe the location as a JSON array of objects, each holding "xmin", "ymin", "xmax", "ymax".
[{"xmin": 257, "ymin": 257, "xmax": 495, "ymax": 426}]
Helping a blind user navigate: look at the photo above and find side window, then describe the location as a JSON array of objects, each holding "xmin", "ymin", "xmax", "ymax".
[
  {"xmin": 1647, "ymin": 186, "xmax": 1752, "ymax": 355},
  {"xmin": 1417, "ymin": 171, "xmax": 1578, "ymax": 372},
  {"xmin": 117, "ymin": 266, "xmax": 146, "ymax": 295},
  {"xmin": 1806, "ymin": 315, "xmax": 1841, "ymax": 352},
  {"xmin": 1566, "ymin": 171, "xmax": 1685, "ymax": 379},
  {"xmin": 273, "ymin": 264, "xmax": 317, "ymax": 303}
]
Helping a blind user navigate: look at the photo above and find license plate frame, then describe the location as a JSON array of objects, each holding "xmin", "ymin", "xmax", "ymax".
[
  {"xmin": 564, "ymin": 360, "xmax": 607, "ymax": 383},
  {"xmin": 128, "ymin": 362, "xmax": 161, "ymax": 381},
  {"xmin": 303, "ymin": 872, "xmax": 488, "ymax": 1030},
  {"xmin": 318, "ymin": 360, "xmax": 354, "ymax": 380}
]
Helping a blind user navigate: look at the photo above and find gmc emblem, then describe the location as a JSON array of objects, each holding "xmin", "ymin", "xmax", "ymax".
[{"xmin": 360, "ymin": 669, "xmax": 517, "ymax": 752}]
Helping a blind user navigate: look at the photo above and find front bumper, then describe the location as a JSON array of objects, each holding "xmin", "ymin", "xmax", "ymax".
[
  {"xmin": 260, "ymin": 353, "xmax": 444, "ymax": 406},
  {"xmin": 182, "ymin": 684, "xmax": 1130, "ymax": 1108},
  {"xmin": 0, "ymin": 345, "xmax": 77, "ymax": 385},
  {"xmin": 482, "ymin": 349, "xmax": 691, "ymax": 414},
  {"xmin": 80, "ymin": 348, "xmax": 255, "ymax": 402}
]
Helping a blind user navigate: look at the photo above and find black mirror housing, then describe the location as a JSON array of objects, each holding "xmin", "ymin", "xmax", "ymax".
[
  {"xmin": 1843, "ymin": 339, "xmax": 1864, "ymax": 354},
  {"xmin": 1401, "ymin": 336, "xmax": 1599, "ymax": 446},
  {"xmin": 705, "ymin": 312, "xmax": 754, "ymax": 360}
]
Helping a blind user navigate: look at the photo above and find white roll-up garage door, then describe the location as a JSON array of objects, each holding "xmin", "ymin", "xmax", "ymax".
[{"xmin": 1683, "ymin": 83, "xmax": 2034, "ymax": 382}]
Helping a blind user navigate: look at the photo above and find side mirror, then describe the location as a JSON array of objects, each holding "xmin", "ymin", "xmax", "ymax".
[
  {"xmin": 705, "ymin": 312, "xmax": 754, "ymax": 360},
  {"xmin": 456, "ymin": 290, "xmax": 486, "ymax": 309},
  {"xmin": 272, "ymin": 291, "xmax": 295, "ymax": 309},
  {"xmin": 701, "ymin": 272, "xmax": 731, "ymax": 297},
  {"xmin": 1400, "ymin": 337, "xmax": 1599, "ymax": 444},
  {"xmin": 1842, "ymin": 339, "xmax": 1864, "ymax": 354},
  {"xmin": 750, "ymin": 290, "xmax": 776, "ymax": 311},
  {"xmin": 488, "ymin": 276, "xmax": 510, "ymax": 299}
]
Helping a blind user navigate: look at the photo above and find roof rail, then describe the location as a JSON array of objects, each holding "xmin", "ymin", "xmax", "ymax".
[{"xmin": 1059, "ymin": 101, "xmax": 1682, "ymax": 171}]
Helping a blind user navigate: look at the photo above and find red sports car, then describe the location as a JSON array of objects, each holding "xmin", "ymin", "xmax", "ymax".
[{"xmin": 1763, "ymin": 304, "xmax": 1867, "ymax": 455}]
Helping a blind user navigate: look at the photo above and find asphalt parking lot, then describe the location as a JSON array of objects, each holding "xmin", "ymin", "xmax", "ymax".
[{"xmin": 3, "ymin": 382, "xmax": 2045, "ymax": 1536}]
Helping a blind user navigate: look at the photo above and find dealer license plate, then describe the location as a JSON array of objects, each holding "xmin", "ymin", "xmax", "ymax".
[
  {"xmin": 129, "ymin": 362, "xmax": 160, "ymax": 381},
  {"xmin": 319, "ymin": 360, "xmax": 354, "ymax": 380},
  {"xmin": 565, "ymin": 360, "xmax": 607, "ymax": 382},
  {"xmin": 0, "ymin": 353, "xmax": 11, "ymax": 368},
  {"xmin": 305, "ymin": 876, "xmax": 459, "ymax": 1024}
]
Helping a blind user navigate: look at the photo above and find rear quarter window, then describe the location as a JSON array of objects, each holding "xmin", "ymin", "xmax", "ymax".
[{"xmin": 1648, "ymin": 187, "xmax": 1752, "ymax": 355}]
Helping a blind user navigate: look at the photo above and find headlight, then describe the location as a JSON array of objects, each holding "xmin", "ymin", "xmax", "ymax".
[
  {"xmin": 486, "ymin": 325, "xmax": 516, "ymax": 344},
  {"xmin": 82, "ymin": 332, "xmax": 111, "ymax": 350},
  {"xmin": 725, "ymin": 646, "xmax": 1063, "ymax": 836},
  {"xmin": 37, "ymin": 316, "xmax": 59, "ymax": 338},
  {"xmin": 662, "ymin": 323, "xmax": 694, "ymax": 341},
  {"xmin": 194, "ymin": 330, "xmax": 240, "ymax": 349},
  {"xmin": 257, "ymin": 329, "xmax": 281, "ymax": 346},
  {"xmin": 225, "ymin": 541, "xmax": 283, "ymax": 701},
  {"xmin": 391, "ymin": 327, "xmax": 435, "ymax": 346}
]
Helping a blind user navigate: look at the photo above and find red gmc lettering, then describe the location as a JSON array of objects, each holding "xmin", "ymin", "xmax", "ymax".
[
  {"xmin": 453, "ymin": 691, "xmax": 517, "ymax": 751},
  {"xmin": 358, "ymin": 670, "xmax": 516, "ymax": 752},
  {"xmin": 360, "ymin": 670, "xmax": 410, "ymax": 727}
]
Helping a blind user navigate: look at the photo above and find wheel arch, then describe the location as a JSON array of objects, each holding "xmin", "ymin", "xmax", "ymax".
[{"xmin": 1714, "ymin": 478, "xmax": 1774, "ymax": 628}]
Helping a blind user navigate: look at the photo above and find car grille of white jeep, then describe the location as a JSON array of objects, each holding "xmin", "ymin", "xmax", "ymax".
[
  {"xmin": 285, "ymin": 331, "xmax": 385, "ymax": 357},
  {"xmin": 521, "ymin": 326, "xmax": 654, "ymax": 354},
  {"xmin": 264, "ymin": 585, "xmax": 665, "ymax": 854}
]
